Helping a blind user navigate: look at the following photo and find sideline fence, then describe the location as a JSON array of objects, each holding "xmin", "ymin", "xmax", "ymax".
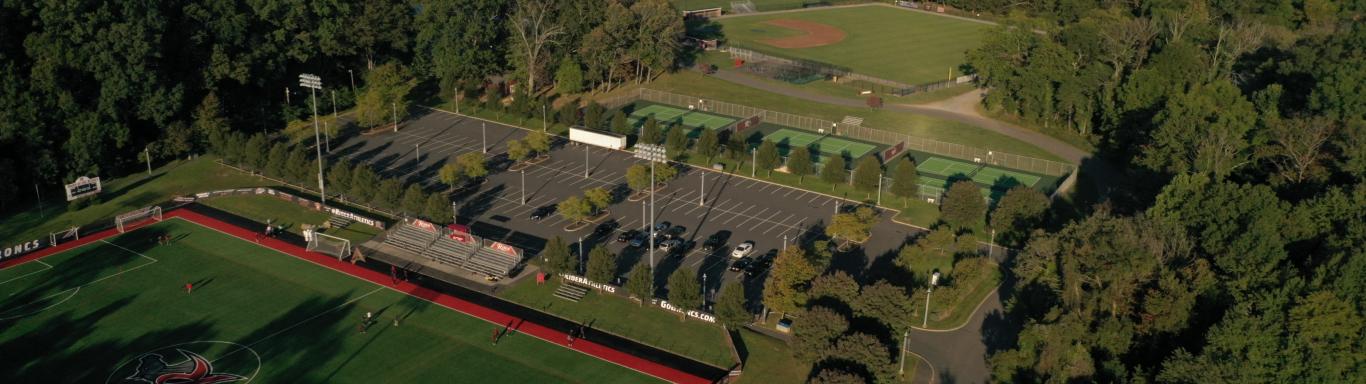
[
  {"xmin": 725, "ymin": 47, "xmax": 975, "ymax": 96},
  {"xmin": 634, "ymin": 88, "xmax": 1074, "ymax": 177}
]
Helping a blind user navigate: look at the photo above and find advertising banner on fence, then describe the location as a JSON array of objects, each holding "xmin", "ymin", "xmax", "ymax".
[
  {"xmin": 411, "ymin": 219, "xmax": 438, "ymax": 233},
  {"xmin": 882, "ymin": 141, "xmax": 905, "ymax": 161},
  {"xmin": 1, "ymin": 239, "xmax": 44, "ymax": 261},
  {"xmin": 653, "ymin": 299, "xmax": 717, "ymax": 323},
  {"xmin": 560, "ymin": 274, "xmax": 617, "ymax": 293}
]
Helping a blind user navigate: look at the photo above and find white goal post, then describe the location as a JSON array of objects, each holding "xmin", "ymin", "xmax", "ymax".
[
  {"xmin": 115, "ymin": 206, "xmax": 163, "ymax": 233},
  {"xmin": 49, "ymin": 226, "xmax": 80, "ymax": 246},
  {"xmin": 307, "ymin": 231, "xmax": 353, "ymax": 260}
]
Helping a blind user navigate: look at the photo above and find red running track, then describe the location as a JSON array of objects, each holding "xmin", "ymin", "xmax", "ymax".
[{"xmin": 2, "ymin": 209, "xmax": 712, "ymax": 384}]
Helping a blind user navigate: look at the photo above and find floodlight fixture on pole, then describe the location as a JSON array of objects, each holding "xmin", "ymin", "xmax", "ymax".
[
  {"xmin": 299, "ymin": 73, "xmax": 326, "ymax": 207},
  {"xmin": 634, "ymin": 144, "xmax": 668, "ymax": 268}
]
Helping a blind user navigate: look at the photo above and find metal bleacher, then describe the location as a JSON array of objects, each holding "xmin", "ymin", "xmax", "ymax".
[
  {"xmin": 463, "ymin": 247, "xmax": 519, "ymax": 278},
  {"xmin": 382, "ymin": 223, "xmax": 436, "ymax": 255},
  {"xmin": 423, "ymin": 236, "xmax": 477, "ymax": 268}
]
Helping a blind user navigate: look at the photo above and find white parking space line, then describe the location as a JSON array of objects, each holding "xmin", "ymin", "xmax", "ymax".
[
  {"xmin": 735, "ymin": 207, "xmax": 770, "ymax": 228},
  {"xmin": 782, "ymin": 189, "xmax": 797, "ymax": 198},
  {"xmin": 808, "ymin": 194, "xmax": 825, "ymax": 204},
  {"xmin": 722, "ymin": 206, "xmax": 754, "ymax": 225}
]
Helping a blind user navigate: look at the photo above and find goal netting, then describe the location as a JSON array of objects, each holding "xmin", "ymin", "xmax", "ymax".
[
  {"xmin": 49, "ymin": 226, "xmax": 80, "ymax": 246},
  {"xmin": 307, "ymin": 231, "xmax": 352, "ymax": 260},
  {"xmin": 731, "ymin": 1, "xmax": 756, "ymax": 14},
  {"xmin": 116, "ymin": 206, "xmax": 163, "ymax": 233}
]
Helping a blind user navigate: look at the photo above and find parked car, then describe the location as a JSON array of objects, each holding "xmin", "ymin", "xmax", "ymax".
[
  {"xmin": 529, "ymin": 205, "xmax": 556, "ymax": 220},
  {"xmin": 729, "ymin": 257, "xmax": 752, "ymax": 272},
  {"xmin": 592, "ymin": 220, "xmax": 619, "ymax": 238},
  {"xmin": 667, "ymin": 225, "xmax": 687, "ymax": 238},
  {"xmin": 703, "ymin": 231, "xmax": 731, "ymax": 252},
  {"xmin": 629, "ymin": 232, "xmax": 648, "ymax": 248},
  {"xmin": 730, "ymin": 241, "xmax": 755, "ymax": 258},
  {"xmin": 745, "ymin": 256, "xmax": 773, "ymax": 277},
  {"xmin": 659, "ymin": 239, "xmax": 682, "ymax": 252},
  {"xmin": 653, "ymin": 221, "xmax": 671, "ymax": 234},
  {"xmin": 616, "ymin": 229, "xmax": 639, "ymax": 243}
]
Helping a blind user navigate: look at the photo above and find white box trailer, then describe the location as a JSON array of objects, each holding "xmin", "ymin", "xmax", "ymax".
[{"xmin": 569, "ymin": 127, "xmax": 627, "ymax": 150}]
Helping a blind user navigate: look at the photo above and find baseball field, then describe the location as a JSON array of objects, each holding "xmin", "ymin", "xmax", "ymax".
[{"xmin": 718, "ymin": 4, "xmax": 990, "ymax": 85}]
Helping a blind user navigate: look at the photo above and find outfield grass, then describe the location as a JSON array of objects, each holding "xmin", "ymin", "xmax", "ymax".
[
  {"xmin": 497, "ymin": 277, "xmax": 734, "ymax": 368},
  {"xmin": 719, "ymin": 5, "xmax": 989, "ymax": 85},
  {"xmin": 648, "ymin": 72, "xmax": 1063, "ymax": 161},
  {"xmin": 673, "ymin": 0, "xmax": 820, "ymax": 12},
  {"xmin": 0, "ymin": 219, "xmax": 657, "ymax": 383},
  {"xmin": 0, "ymin": 157, "xmax": 277, "ymax": 244},
  {"xmin": 198, "ymin": 195, "xmax": 382, "ymax": 244}
]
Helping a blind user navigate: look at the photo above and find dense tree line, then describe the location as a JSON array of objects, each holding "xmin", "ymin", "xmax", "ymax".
[
  {"xmin": 0, "ymin": 0, "xmax": 686, "ymax": 213},
  {"xmin": 964, "ymin": 1, "xmax": 1365, "ymax": 382}
]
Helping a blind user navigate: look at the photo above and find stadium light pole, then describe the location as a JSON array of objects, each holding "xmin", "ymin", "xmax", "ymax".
[
  {"xmin": 521, "ymin": 170, "xmax": 526, "ymax": 205},
  {"xmin": 392, "ymin": 102, "xmax": 398, "ymax": 133},
  {"xmin": 899, "ymin": 330, "xmax": 909, "ymax": 376},
  {"xmin": 144, "ymin": 146, "xmax": 152, "ymax": 175},
  {"xmin": 584, "ymin": 146, "xmax": 589, "ymax": 179},
  {"xmin": 634, "ymin": 144, "xmax": 667, "ymax": 268},
  {"xmin": 347, "ymin": 69, "xmax": 355, "ymax": 95},
  {"xmin": 299, "ymin": 73, "xmax": 326, "ymax": 207},
  {"xmin": 542, "ymin": 104, "xmax": 547, "ymax": 132},
  {"xmin": 699, "ymin": 172, "xmax": 705, "ymax": 206},
  {"xmin": 751, "ymin": 148, "xmax": 757, "ymax": 177},
  {"xmin": 329, "ymin": 90, "xmax": 337, "ymax": 152},
  {"xmin": 482, "ymin": 123, "xmax": 488, "ymax": 154},
  {"xmin": 876, "ymin": 176, "xmax": 883, "ymax": 206}
]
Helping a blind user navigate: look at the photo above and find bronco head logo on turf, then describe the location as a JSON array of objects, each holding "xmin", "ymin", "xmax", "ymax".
[{"xmin": 124, "ymin": 349, "xmax": 246, "ymax": 384}]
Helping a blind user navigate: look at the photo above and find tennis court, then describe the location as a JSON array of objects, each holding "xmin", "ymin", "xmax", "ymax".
[
  {"xmin": 916, "ymin": 157, "xmax": 981, "ymax": 178},
  {"xmin": 630, "ymin": 104, "xmax": 737, "ymax": 130},
  {"xmin": 972, "ymin": 166, "xmax": 1042, "ymax": 188},
  {"xmin": 765, "ymin": 128, "xmax": 877, "ymax": 159}
]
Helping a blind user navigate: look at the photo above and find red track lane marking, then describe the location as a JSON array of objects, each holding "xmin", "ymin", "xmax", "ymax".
[{"xmin": 14, "ymin": 209, "xmax": 708, "ymax": 384}]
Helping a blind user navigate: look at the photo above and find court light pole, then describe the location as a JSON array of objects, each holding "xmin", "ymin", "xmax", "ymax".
[
  {"xmin": 482, "ymin": 122, "xmax": 488, "ymax": 153},
  {"xmin": 542, "ymin": 104, "xmax": 547, "ymax": 132},
  {"xmin": 899, "ymin": 330, "xmax": 909, "ymax": 376},
  {"xmin": 415, "ymin": 143, "xmax": 421, "ymax": 162},
  {"xmin": 329, "ymin": 90, "xmax": 337, "ymax": 152},
  {"xmin": 521, "ymin": 170, "xmax": 526, "ymax": 205},
  {"xmin": 347, "ymin": 69, "xmax": 355, "ymax": 95},
  {"xmin": 876, "ymin": 176, "xmax": 883, "ymax": 206},
  {"xmin": 751, "ymin": 148, "xmax": 757, "ymax": 177},
  {"xmin": 299, "ymin": 73, "xmax": 326, "ymax": 207},
  {"xmin": 634, "ymin": 144, "xmax": 668, "ymax": 268},
  {"xmin": 392, "ymin": 102, "xmax": 398, "ymax": 133},
  {"xmin": 924, "ymin": 271, "xmax": 940, "ymax": 328}
]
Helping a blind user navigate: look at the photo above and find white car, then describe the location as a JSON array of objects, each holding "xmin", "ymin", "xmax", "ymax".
[{"xmin": 730, "ymin": 241, "xmax": 755, "ymax": 258}]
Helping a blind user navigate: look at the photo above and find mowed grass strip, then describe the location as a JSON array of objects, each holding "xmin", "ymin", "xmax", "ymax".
[
  {"xmin": 0, "ymin": 219, "xmax": 658, "ymax": 383},
  {"xmin": 498, "ymin": 277, "xmax": 734, "ymax": 368},
  {"xmin": 199, "ymin": 195, "xmax": 382, "ymax": 244},
  {"xmin": 718, "ymin": 5, "xmax": 990, "ymax": 85}
]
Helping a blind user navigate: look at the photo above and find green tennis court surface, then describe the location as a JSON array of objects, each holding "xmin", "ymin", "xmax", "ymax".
[
  {"xmin": 0, "ymin": 219, "xmax": 655, "ymax": 383},
  {"xmin": 765, "ymin": 128, "xmax": 877, "ymax": 159},
  {"xmin": 972, "ymin": 166, "xmax": 1042, "ymax": 188},
  {"xmin": 630, "ymin": 104, "xmax": 736, "ymax": 130},
  {"xmin": 916, "ymin": 157, "xmax": 981, "ymax": 178}
]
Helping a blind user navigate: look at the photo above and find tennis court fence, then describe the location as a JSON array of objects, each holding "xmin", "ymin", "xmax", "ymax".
[{"xmin": 634, "ymin": 88, "xmax": 1074, "ymax": 177}]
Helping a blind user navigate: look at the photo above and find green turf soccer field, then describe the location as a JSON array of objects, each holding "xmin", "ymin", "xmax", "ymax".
[
  {"xmin": 0, "ymin": 219, "xmax": 656, "ymax": 383},
  {"xmin": 717, "ymin": 5, "xmax": 990, "ymax": 85}
]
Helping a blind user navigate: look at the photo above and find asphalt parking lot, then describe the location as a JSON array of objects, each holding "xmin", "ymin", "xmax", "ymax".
[{"xmin": 328, "ymin": 108, "xmax": 917, "ymax": 296}]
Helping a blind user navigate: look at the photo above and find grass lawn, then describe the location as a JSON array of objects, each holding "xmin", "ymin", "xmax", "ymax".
[
  {"xmin": 0, "ymin": 219, "xmax": 656, "ymax": 383},
  {"xmin": 672, "ymin": 0, "xmax": 822, "ymax": 12},
  {"xmin": 718, "ymin": 5, "xmax": 990, "ymax": 85},
  {"xmin": 497, "ymin": 277, "xmax": 734, "ymax": 368},
  {"xmin": 914, "ymin": 262, "xmax": 1002, "ymax": 329},
  {"xmin": 199, "ymin": 195, "xmax": 382, "ymax": 244},
  {"xmin": 648, "ymin": 71, "xmax": 1063, "ymax": 161},
  {"xmin": 733, "ymin": 329, "xmax": 808, "ymax": 383},
  {"xmin": 0, "ymin": 156, "xmax": 277, "ymax": 244}
]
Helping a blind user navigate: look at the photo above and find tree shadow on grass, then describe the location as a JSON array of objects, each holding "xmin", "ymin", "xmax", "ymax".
[{"xmin": 229, "ymin": 292, "xmax": 363, "ymax": 381}]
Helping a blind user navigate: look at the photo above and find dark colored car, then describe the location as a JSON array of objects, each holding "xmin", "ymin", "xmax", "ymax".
[
  {"xmin": 667, "ymin": 225, "xmax": 687, "ymax": 238},
  {"xmin": 745, "ymin": 251, "xmax": 777, "ymax": 277},
  {"xmin": 530, "ymin": 205, "xmax": 556, "ymax": 220},
  {"xmin": 654, "ymin": 221, "xmax": 671, "ymax": 233},
  {"xmin": 702, "ymin": 230, "xmax": 731, "ymax": 252},
  {"xmin": 592, "ymin": 220, "xmax": 619, "ymax": 238},
  {"xmin": 729, "ymin": 257, "xmax": 752, "ymax": 272},
  {"xmin": 629, "ymin": 232, "xmax": 648, "ymax": 248},
  {"xmin": 616, "ymin": 229, "xmax": 639, "ymax": 243}
]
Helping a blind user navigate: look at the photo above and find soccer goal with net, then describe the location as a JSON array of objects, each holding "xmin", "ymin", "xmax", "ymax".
[
  {"xmin": 731, "ymin": 1, "xmax": 756, "ymax": 14},
  {"xmin": 49, "ymin": 226, "xmax": 79, "ymax": 246},
  {"xmin": 115, "ymin": 206, "xmax": 163, "ymax": 233},
  {"xmin": 307, "ymin": 231, "xmax": 353, "ymax": 260}
]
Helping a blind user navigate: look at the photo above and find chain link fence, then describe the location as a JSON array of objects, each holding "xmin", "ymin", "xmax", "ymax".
[{"xmin": 635, "ymin": 89, "xmax": 1074, "ymax": 177}]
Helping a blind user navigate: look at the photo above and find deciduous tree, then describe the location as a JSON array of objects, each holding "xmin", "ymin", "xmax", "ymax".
[
  {"xmin": 508, "ymin": 0, "xmax": 564, "ymax": 93},
  {"xmin": 989, "ymin": 186, "xmax": 1050, "ymax": 248},
  {"xmin": 764, "ymin": 247, "xmax": 819, "ymax": 314},
  {"xmin": 820, "ymin": 156, "xmax": 847, "ymax": 188},
  {"xmin": 401, "ymin": 184, "xmax": 426, "ymax": 215},
  {"xmin": 624, "ymin": 262, "xmax": 654, "ymax": 304},
  {"xmin": 540, "ymin": 236, "xmax": 575, "ymax": 275},
  {"xmin": 889, "ymin": 157, "xmax": 918, "ymax": 205},
  {"xmin": 585, "ymin": 245, "xmax": 618, "ymax": 284},
  {"xmin": 714, "ymin": 283, "xmax": 751, "ymax": 328},
  {"xmin": 756, "ymin": 141, "xmax": 780, "ymax": 176},
  {"xmin": 941, "ymin": 180, "xmax": 986, "ymax": 230},
  {"xmin": 695, "ymin": 128, "xmax": 720, "ymax": 161},
  {"xmin": 791, "ymin": 305, "xmax": 848, "ymax": 362},
  {"xmin": 558, "ymin": 196, "xmax": 592, "ymax": 223},
  {"xmin": 665, "ymin": 125, "xmax": 688, "ymax": 158},
  {"xmin": 667, "ymin": 268, "xmax": 702, "ymax": 313},
  {"xmin": 355, "ymin": 63, "xmax": 415, "ymax": 128},
  {"xmin": 424, "ymin": 192, "xmax": 452, "ymax": 223},
  {"xmin": 458, "ymin": 152, "xmax": 488, "ymax": 179},
  {"xmin": 789, "ymin": 146, "xmax": 813, "ymax": 183},
  {"xmin": 852, "ymin": 156, "xmax": 881, "ymax": 194}
]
